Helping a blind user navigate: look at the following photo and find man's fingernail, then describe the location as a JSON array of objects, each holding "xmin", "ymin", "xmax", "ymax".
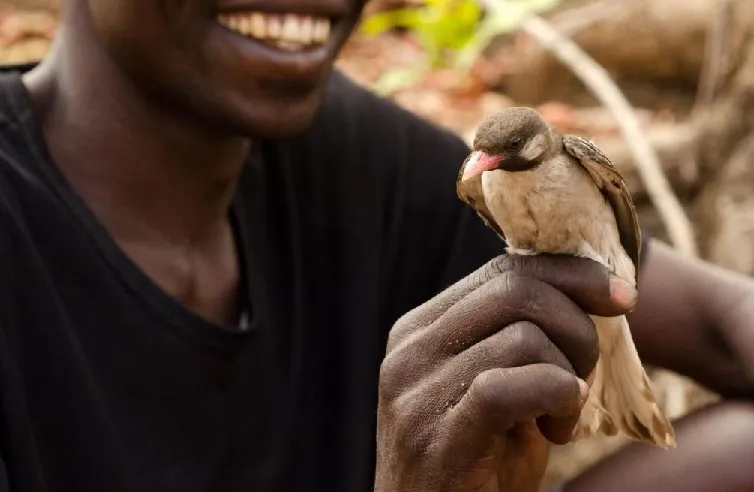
[
  {"xmin": 577, "ymin": 378, "xmax": 589, "ymax": 404},
  {"xmin": 609, "ymin": 275, "xmax": 638, "ymax": 309}
]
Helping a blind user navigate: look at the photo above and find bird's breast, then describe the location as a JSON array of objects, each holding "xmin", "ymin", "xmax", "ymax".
[{"xmin": 480, "ymin": 163, "xmax": 631, "ymax": 277}]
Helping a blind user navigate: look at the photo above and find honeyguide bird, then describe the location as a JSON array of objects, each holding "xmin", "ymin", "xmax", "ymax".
[{"xmin": 456, "ymin": 106, "xmax": 676, "ymax": 448}]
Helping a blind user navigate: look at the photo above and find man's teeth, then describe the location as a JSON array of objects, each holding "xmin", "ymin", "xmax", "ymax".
[{"xmin": 216, "ymin": 13, "xmax": 331, "ymax": 51}]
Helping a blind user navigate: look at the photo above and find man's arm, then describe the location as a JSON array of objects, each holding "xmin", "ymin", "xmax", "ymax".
[
  {"xmin": 563, "ymin": 240, "xmax": 754, "ymax": 492},
  {"xmin": 628, "ymin": 238, "xmax": 754, "ymax": 398}
]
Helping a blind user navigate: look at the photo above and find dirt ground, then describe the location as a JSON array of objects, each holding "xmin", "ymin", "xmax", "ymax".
[{"xmin": 2, "ymin": 0, "xmax": 750, "ymax": 488}]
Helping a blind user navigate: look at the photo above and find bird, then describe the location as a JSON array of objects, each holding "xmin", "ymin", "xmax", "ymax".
[{"xmin": 456, "ymin": 106, "xmax": 676, "ymax": 449}]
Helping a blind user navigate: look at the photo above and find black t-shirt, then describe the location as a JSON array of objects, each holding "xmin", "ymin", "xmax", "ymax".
[{"xmin": 0, "ymin": 64, "xmax": 504, "ymax": 491}]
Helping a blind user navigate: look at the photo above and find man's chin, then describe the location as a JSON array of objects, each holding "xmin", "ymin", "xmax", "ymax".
[
  {"xmin": 218, "ymin": 112, "xmax": 315, "ymax": 141},
  {"xmin": 226, "ymin": 93, "xmax": 326, "ymax": 140},
  {"xmin": 170, "ymin": 76, "xmax": 329, "ymax": 141}
]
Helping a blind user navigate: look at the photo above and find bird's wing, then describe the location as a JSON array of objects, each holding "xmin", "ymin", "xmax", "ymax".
[
  {"xmin": 563, "ymin": 134, "xmax": 642, "ymax": 283},
  {"xmin": 456, "ymin": 154, "xmax": 507, "ymax": 242}
]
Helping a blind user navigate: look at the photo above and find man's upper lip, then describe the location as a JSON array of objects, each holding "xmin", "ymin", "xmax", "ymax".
[{"xmin": 215, "ymin": 1, "xmax": 350, "ymax": 18}]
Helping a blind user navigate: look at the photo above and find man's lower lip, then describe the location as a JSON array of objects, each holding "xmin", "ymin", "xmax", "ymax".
[{"xmin": 210, "ymin": 21, "xmax": 335, "ymax": 80}]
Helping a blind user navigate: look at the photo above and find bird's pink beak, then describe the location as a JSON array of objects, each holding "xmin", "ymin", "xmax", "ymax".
[{"xmin": 461, "ymin": 151, "xmax": 504, "ymax": 181}]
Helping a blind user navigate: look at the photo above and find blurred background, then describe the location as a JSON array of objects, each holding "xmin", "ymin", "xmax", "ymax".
[{"xmin": 1, "ymin": 0, "xmax": 750, "ymax": 488}]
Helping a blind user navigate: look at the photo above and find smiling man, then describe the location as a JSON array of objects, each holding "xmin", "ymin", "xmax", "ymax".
[{"xmin": 0, "ymin": 1, "xmax": 753, "ymax": 492}]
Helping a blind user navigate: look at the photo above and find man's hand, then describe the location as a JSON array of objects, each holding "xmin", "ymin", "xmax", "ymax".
[{"xmin": 374, "ymin": 254, "xmax": 639, "ymax": 492}]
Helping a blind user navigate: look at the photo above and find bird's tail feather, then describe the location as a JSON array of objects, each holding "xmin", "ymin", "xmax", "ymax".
[{"xmin": 573, "ymin": 315, "xmax": 677, "ymax": 448}]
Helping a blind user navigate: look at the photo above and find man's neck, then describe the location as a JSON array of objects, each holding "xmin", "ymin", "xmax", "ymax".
[{"xmin": 23, "ymin": 25, "xmax": 250, "ymax": 248}]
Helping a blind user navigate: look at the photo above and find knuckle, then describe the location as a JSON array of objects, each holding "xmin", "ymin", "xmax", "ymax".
[
  {"xmin": 488, "ymin": 254, "xmax": 514, "ymax": 276},
  {"xmin": 476, "ymin": 253, "xmax": 539, "ymax": 285},
  {"xmin": 500, "ymin": 253, "xmax": 529, "ymax": 274},
  {"xmin": 504, "ymin": 321, "xmax": 548, "ymax": 364},
  {"xmin": 385, "ymin": 327, "xmax": 405, "ymax": 354},
  {"xmin": 389, "ymin": 310, "xmax": 415, "ymax": 338},
  {"xmin": 541, "ymin": 367, "xmax": 579, "ymax": 403},
  {"xmin": 472, "ymin": 255, "xmax": 507, "ymax": 285},
  {"xmin": 379, "ymin": 389, "xmax": 440, "ymax": 459},
  {"xmin": 508, "ymin": 323, "xmax": 578, "ymax": 376},
  {"xmin": 487, "ymin": 266, "xmax": 599, "ymax": 375},
  {"xmin": 393, "ymin": 410, "xmax": 436, "ymax": 459},
  {"xmin": 504, "ymin": 321, "xmax": 532, "ymax": 350},
  {"xmin": 378, "ymin": 351, "xmax": 410, "ymax": 402},
  {"xmin": 503, "ymin": 252, "xmax": 557, "ymax": 279},
  {"xmin": 467, "ymin": 368, "xmax": 509, "ymax": 415},
  {"xmin": 492, "ymin": 271, "xmax": 539, "ymax": 314},
  {"xmin": 386, "ymin": 310, "xmax": 425, "ymax": 352},
  {"xmin": 491, "ymin": 270, "xmax": 519, "ymax": 297}
]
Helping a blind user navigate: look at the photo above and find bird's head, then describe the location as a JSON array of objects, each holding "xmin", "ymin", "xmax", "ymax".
[{"xmin": 460, "ymin": 107, "xmax": 555, "ymax": 182}]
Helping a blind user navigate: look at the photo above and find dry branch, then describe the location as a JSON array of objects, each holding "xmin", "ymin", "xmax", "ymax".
[
  {"xmin": 594, "ymin": 123, "xmax": 699, "ymax": 202},
  {"xmin": 545, "ymin": 0, "xmax": 629, "ymax": 39},
  {"xmin": 694, "ymin": 0, "xmax": 734, "ymax": 113},
  {"xmin": 499, "ymin": 0, "xmax": 721, "ymax": 107}
]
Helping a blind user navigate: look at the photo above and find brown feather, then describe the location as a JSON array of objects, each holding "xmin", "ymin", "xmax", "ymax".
[{"xmin": 562, "ymin": 134, "xmax": 642, "ymax": 283}]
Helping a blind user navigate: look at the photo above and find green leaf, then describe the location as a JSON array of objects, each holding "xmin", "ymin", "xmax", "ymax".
[
  {"xmin": 359, "ymin": 8, "xmax": 423, "ymax": 35},
  {"xmin": 359, "ymin": 0, "xmax": 564, "ymax": 87},
  {"xmin": 452, "ymin": 0, "xmax": 563, "ymax": 69},
  {"xmin": 372, "ymin": 66, "xmax": 427, "ymax": 95}
]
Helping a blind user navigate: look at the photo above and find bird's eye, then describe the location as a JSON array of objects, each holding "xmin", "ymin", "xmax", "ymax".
[{"xmin": 507, "ymin": 136, "xmax": 524, "ymax": 151}]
